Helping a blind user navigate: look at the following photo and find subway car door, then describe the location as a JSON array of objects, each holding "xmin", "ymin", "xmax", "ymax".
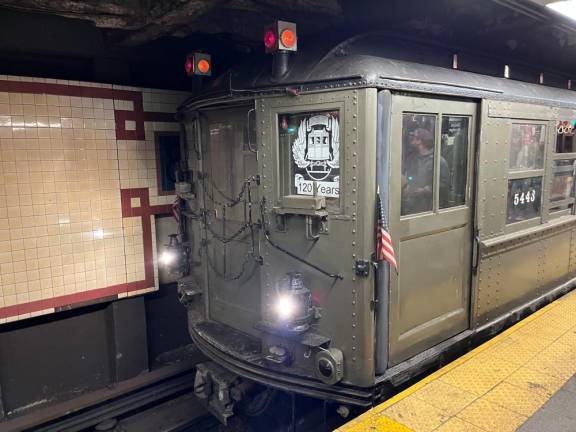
[{"xmin": 388, "ymin": 95, "xmax": 476, "ymax": 365}]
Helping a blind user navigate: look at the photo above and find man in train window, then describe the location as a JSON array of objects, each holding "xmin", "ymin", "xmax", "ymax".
[{"xmin": 401, "ymin": 128, "xmax": 449, "ymax": 215}]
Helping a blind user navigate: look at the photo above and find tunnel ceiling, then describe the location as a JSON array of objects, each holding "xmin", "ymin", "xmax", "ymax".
[{"xmin": 1, "ymin": 0, "xmax": 576, "ymax": 87}]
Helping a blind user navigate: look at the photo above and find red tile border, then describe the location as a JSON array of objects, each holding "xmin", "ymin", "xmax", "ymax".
[
  {"xmin": 0, "ymin": 187, "xmax": 172, "ymax": 320},
  {"xmin": 0, "ymin": 79, "xmax": 177, "ymax": 141},
  {"xmin": 0, "ymin": 77, "xmax": 181, "ymax": 320}
]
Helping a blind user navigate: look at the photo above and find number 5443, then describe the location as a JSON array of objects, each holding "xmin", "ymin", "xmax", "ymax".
[{"xmin": 514, "ymin": 190, "xmax": 536, "ymax": 206}]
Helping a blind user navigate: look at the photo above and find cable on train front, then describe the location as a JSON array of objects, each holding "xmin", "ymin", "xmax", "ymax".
[{"xmin": 163, "ymin": 21, "xmax": 382, "ymax": 425}]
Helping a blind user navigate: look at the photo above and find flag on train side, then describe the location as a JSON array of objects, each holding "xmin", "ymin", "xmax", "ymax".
[{"xmin": 376, "ymin": 193, "xmax": 398, "ymax": 272}]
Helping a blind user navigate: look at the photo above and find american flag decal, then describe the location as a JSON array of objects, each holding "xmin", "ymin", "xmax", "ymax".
[{"xmin": 376, "ymin": 193, "xmax": 398, "ymax": 271}]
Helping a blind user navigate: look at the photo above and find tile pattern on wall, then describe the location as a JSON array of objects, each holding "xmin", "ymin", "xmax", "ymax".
[{"xmin": 0, "ymin": 76, "xmax": 189, "ymax": 323}]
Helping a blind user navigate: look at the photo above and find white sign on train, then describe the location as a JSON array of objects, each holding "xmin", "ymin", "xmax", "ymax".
[{"xmin": 294, "ymin": 174, "xmax": 339, "ymax": 198}]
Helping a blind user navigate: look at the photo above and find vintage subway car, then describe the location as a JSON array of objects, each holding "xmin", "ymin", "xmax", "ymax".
[{"xmin": 172, "ymin": 32, "xmax": 576, "ymax": 419}]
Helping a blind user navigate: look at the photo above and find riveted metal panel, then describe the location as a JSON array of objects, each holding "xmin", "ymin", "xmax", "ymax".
[
  {"xmin": 476, "ymin": 105, "xmax": 508, "ymax": 239},
  {"xmin": 256, "ymin": 88, "xmax": 378, "ymax": 387},
  {"xmin": 475, "ymin": 218, "xmax": 576, "ymax": 325},
  {"xmin": 487, "ymin": 100, "xmax": 558, "ymax": 120},
  {"xmin": 541, "ymin": 233, "xmax": 571, "ymax": 290},
  {"xmin": 570, "ymin": 228, "xmax": 576, "ymax": 275}
]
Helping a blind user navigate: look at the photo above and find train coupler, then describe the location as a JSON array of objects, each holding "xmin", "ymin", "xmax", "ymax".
[{"xmin": 194, "ymin": 362, "xmax": 244, "ymax": 425}]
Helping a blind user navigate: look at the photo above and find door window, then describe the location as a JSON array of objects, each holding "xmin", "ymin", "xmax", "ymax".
[
  {"xmin": 401, "ymin": 114, "xmax": 436, "ymax": 215},
  {"xmin": 401, "ymin": 113, "xmax": 470, "ymax": 216},
  {"xmin": 440, "ymin": 116, "xmax": 470, "ymax": 209}
]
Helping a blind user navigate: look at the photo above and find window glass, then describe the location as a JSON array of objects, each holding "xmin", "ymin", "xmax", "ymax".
[
  {"xmin": 203, "ymin": 108, "xmax": 250, "ymax": 221},
  {"xmin": 509, "ymin": 123, "xmax": 545, "ymax": 170},
  {"xmin": 156, "ymin": 133, "xmax": 180, "ymax": 193},
  {"xmin": 440, "ymin": 116, "xmax": 469, "ymax": 209},
  {"xmin": 401, "ymin": 113, "xmax": 436, "ymax": 215},
  {"xmin": 550, "ymin": 159, "xmax": 575, "ymax": 202},
  {"xmin": 506, "ymin": 177, "xmax": 542, "ymax": 224},
  {"xmin": 556, "ymin": 121, "xmax": 575, "ymax": 153},
  {"xmin": 278, "ymin": 110, "xmax": 340, "ymax": 203}
]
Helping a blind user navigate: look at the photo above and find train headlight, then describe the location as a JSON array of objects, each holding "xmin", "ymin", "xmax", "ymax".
[
  {"xmin": 271, "ymin": 272, "xmax": 313, "ymax": 332},
  {"xmin": 159, "ymin": 249, "xmax": 177, "ymax": 266},
  {"xmin": 274, "ymin": 294, "xmax": 297, "ymax": 321},
  {"xmin": 159, "ymin": 234, "xmax": 183, "ymax": 272}
]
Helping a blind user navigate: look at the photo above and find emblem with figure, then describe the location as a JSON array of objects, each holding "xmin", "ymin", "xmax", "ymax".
[{"xmin": 291, "ymin": 113, "xmax": 340, "ymax": 198}]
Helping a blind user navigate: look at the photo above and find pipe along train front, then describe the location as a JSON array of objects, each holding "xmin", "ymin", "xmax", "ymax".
[{"xmin": 161, "ymin": 19, "xmax": 576, "ymax": 426}]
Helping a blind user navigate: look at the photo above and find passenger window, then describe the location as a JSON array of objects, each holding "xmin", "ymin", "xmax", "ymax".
[
  {"xmin": 440, "ymin": 116, "xmax": 469, "ymax": 209},
  {"xmin": 549, "ymin": 159, "xmax": 575, "ymax": 213},
  {"xmin": 509, "ymin": 123, "xmax": 545, "ymax": 170},
  {"xmin": 507, "ymin": 177, "xmax": 542, "ymax": 224},
  {"xmin": 278, "ymin": 110, "xmax": 341, "ymax": 206},
  {"xmin": 401, "ymin": 114, "xmax": 436, "ymax": 216},
  {"xmin": 556, "ymin": 122, "xmax": 575, "ymax": 153}
]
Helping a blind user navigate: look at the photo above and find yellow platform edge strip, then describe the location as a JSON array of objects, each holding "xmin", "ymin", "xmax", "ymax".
[{"xmin": 336, "ymin": 294, "xmax": 568, "ymax": 432}]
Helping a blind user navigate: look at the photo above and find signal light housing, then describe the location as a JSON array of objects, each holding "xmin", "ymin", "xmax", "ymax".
[
  {"xmin": 184, "ymin": 53, "xmax": 212, "ymax": 77},
  {"xmin": 264, "ymin": 20, "xmax": 297, "ymax": 53}
]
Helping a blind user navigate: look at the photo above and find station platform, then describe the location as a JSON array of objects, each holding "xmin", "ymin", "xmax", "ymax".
[{"xmin": 337, "ymin": 289, "xmax": 576, "ymax": 432}]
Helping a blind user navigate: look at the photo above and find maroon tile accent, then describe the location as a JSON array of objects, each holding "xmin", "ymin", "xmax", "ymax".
[
  {"xmin": 0, "ymin": 79, "xmax": 177, "ymax": 142},
  {"xmin": 0, "ymin": 188, "xmax": 173, "ymax": 320},
  {"xmin": 0, "ymin": 77, "xmax": 181, "ymax": 320}
]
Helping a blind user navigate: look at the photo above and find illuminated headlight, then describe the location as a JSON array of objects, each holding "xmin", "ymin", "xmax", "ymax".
[
  {"xmin": 159, "ymin": 249, "xmax": 177, "ymax": 266},
  {"xmin": 158, "ymin": 234, "xmax": 183, "ymax": 273},
  {"xmin": 269, "ymin": 272, "xmax": 313, "ymax": 332},
  {"xmin": 274, "ymin": 294, "xmax": 297, "ymax": 321}
]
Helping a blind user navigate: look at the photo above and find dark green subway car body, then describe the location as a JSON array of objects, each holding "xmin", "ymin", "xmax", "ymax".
[{"xmin": 176, "ymin": 34, "xmax": 576, "ymax": 416}]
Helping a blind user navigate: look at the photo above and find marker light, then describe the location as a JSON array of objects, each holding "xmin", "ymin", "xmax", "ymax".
[
  {"xmin": 264, "ymin": 29, "xmax": 277, "ymax": 51},
  {"xmin": 197, "ymin": 59, "xmax": 210, "ymax": 74},
  {"xmin": 274, "ymin": 294, "xmax": 296, "ymax": 321},
  {"xmin": 280, "ymin": 29, "xmax": 296, "ymax": 49},
  {"xmin": 184, "ymin": 57, "xmax": 193, "ymax": 75},
  {"xmin": 264, "ymin": 20, "xmax": 297, "ymax": 53},
  {"xmin": 184, "ymin": 53, "xmax": 212, "ymax": 77}
]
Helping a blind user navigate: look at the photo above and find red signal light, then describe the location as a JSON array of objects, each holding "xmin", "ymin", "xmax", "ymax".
[
  {"xmin": 184, "ymin": 57, "xmax": 193, "ymax": 75},
  {"xmin": 184, "ymin": 53, "xmax": 212, "ymax": 77},
  {"xmin": 264, "ymin": 21, "xmax": 297, "ymax": 53},
  {"xmin": 264, "ymin": 29, "xmax": 276, "ymax": 50}
]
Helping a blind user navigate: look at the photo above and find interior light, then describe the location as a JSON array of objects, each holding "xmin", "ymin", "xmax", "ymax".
[
  {"xmin": 280, "ymin": 29, "xmax": 296, "ymax": 49},
  {"xmin": 547, "ymin": 0, "xmax": 576, "ymax": 20},
  {"xmin": 264, "ymin": 29, "xmax": 276, "ymax": 50}
]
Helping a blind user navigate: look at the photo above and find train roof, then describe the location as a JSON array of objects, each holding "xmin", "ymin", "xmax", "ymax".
[{"xmin": 182, "ymin": 33, "xmax": 576, "ymax": 112}]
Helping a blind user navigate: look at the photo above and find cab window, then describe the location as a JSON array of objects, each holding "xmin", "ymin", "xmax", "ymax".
[{"xmin": 278, "ymin": 110, "xmax": 341, "ymax": 209}]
